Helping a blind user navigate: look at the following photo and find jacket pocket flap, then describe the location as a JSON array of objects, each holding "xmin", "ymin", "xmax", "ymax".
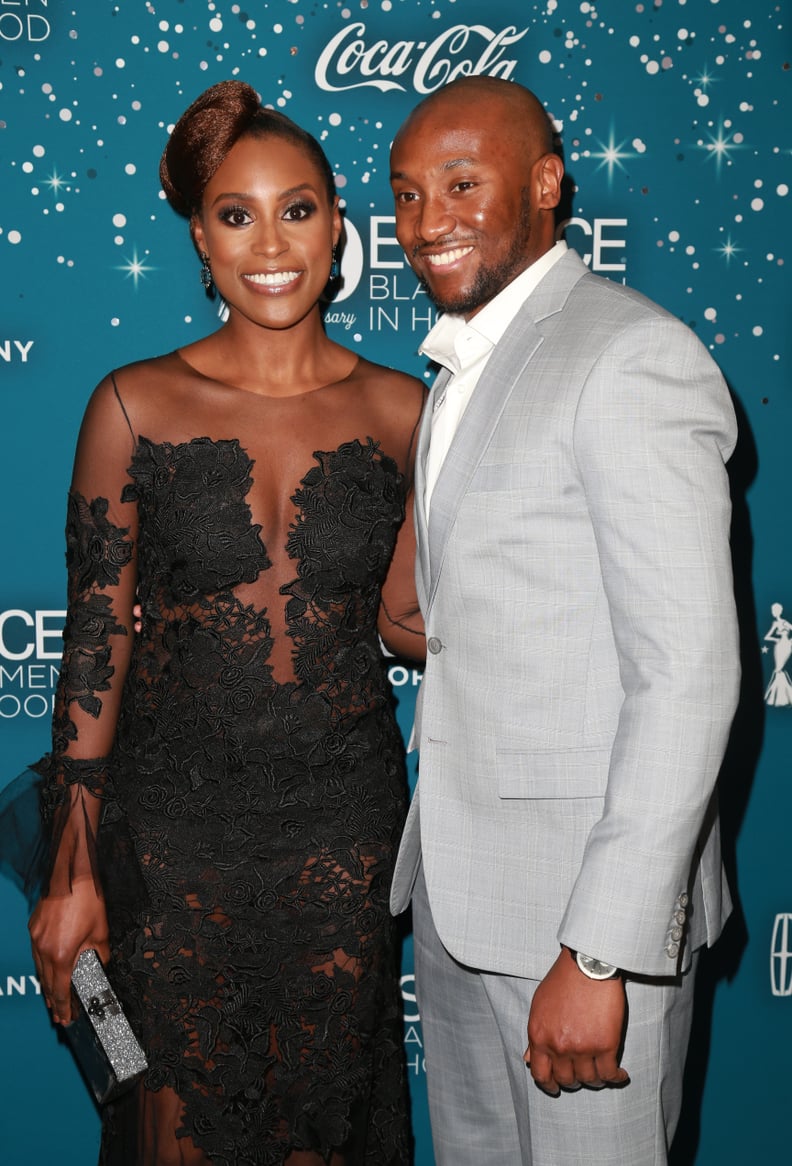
[{"xmin": 495, "ymin": 746, "xmax": 610, "ymax": 799}]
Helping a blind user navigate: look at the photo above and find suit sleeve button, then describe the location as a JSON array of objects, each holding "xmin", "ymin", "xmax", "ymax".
[{"xmin": 427, "ymin": 637, "xmax": 443, "ymax": 654}]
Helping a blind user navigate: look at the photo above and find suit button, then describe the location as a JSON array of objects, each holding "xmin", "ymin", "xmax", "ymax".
[
  {"xmin": 665, "ymin": 942, "xmax": 680, "ymax": 958},
  {"xmin": 427, "ymin": 637, "xmax": 443, "ymax": 654},
  {"xmin": 670, "ymin": 927, "xmax": 683, "ymax": 942},
  {"xmin": 678, "ymin": 892, "xmax": 689, "ymax": 907},
  {"xmin": 675, "ymin": 910, "xmax": 687, "ymax": 925}
]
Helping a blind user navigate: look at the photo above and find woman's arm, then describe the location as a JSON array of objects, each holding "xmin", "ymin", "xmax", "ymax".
[
  {"xmin": 378, "ymin": 382, "xmax": 426, "ymax": 662},
  {"xmin": 378, "ymin": 481, "xmax": 425, "ymax": 662},
  {"xmin": 29, "ymin": 376, "xmax": 138, "ymax": 1023}
]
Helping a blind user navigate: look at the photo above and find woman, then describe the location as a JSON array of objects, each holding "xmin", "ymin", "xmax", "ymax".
[{"xmin": 29, "ymin": 80, "xmax": 425, "ymax": 1165}]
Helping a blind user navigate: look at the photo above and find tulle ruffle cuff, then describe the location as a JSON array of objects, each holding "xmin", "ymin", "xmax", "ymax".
[
  {"xmin": 0, "ymin": 768, "xmax": 49, "ymax": 909},
  {"xmin": 32, "ymin": 753, "xmax": 111, "ymax": 820}
]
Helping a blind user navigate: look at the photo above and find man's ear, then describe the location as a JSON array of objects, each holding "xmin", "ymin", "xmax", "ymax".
[{"xmin": 535, "ymin": 153, "xmax": 564, "ymax": 211}]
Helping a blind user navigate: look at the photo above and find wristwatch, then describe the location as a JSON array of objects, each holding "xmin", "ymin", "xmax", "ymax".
[{"xmin": 574, "ymin": 951, "xmax": 620, "ymax": 980}]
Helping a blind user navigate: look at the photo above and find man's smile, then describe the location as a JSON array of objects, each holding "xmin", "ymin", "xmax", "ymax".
[{"xmin": 421, "ymin": 246, "xmax": 475, "ymax": 268}]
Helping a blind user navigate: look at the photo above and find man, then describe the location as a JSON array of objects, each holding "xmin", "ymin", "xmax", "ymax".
[{"xmin": 389, "ymin": 76, "xmax": 739, "ymax": 1165}]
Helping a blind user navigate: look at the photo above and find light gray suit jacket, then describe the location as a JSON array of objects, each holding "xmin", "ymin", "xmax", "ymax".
[{"xmin": 390, "ymin": 248, "xmax": 740, "ymax": 980}]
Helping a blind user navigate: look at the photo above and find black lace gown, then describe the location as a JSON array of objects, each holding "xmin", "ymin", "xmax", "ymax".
[{"xmin": 36, "ymin": 352, "xmax": 424, "ymax": 1165}]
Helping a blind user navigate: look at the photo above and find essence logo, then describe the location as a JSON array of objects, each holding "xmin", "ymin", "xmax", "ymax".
[
  {"xmin": 557, "ymin": 218, "xmax": 628, "ymax": 274},
  {"xmin": 315, "ymin": 22, "xmax": 526, "ymax": 94},
  {"xmin": 0, "ymin": 609, "xmax": 63, "ymax": 720},
  {"xmin": 0, "ymin": 1, "xmax": 51, "ymax": 44},
  {"xmin": 0, "ymin": 610, "xmax": 64, "ymax": 661},
  {"xmin": 770, "ymin": 914, "xmax": 792, "ymax": 997}
]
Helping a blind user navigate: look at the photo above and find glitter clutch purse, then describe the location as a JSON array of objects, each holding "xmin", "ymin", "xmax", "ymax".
[{"xmin": 65, "ymin": 949, "xmax": 148, "ymax": 1105}]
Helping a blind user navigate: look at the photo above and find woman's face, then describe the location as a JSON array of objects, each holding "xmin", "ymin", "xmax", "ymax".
[{"xmin": 192, "ymin": 132, "xmax": 341, "ymax": 332}]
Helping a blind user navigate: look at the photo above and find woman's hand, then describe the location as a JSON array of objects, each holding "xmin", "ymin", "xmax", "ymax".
[{"xmin": 29, "ymin": 879, "xmax": 110, "ymax": 1025}]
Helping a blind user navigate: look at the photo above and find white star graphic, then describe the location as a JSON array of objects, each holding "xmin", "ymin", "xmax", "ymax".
[
  {"xmin": 691, "ymin": 65, "xmax": 718, "ymax": 91},
  {"xmin": 117, "ymin": 248, "xmax": 155, "ymax": 288},
  {"xmin": 43, "ymin": 169, "xmax": 66, "ymax": 195},
  {"xmin": 588, "ymin": 131, "xmax": 636, "ymax": 185},
  {"xmin": 696, "ymin": 122, "xmax": 743, "ymax": 175},
  {"xmin": 715, "ymin": 236, "xmax": 742, "ymax": 263}
]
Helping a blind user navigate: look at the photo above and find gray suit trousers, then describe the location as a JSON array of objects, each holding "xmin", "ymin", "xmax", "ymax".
[{"xmin": 413, "ymin": 866, "xmax": 698, "ymax": 1166}]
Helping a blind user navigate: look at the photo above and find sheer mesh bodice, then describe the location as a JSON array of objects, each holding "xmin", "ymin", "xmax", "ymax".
[{"xmin": 36, "ymin": 351, "xmax": 424, "ymax": 1165}]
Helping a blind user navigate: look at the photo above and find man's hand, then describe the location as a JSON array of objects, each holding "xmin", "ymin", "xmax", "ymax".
[{"xmin": 524, "ymin": 946, "xmax": 629, "ymax": 1095}]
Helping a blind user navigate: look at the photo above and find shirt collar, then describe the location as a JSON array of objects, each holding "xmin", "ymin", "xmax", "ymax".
[
  {"xmin": 419, "ymin": 313, "xmax": 492, "ymax": 375},
  {"xmin": 420, "ymin": 240, "xmax": 568, "ymax": 374}
]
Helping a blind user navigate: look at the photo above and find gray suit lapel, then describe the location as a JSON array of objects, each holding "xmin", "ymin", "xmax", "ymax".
[
  {"xmin": 415, "ymin": 370, "xmax": 449, "ymax": 606},
  {"xmin": 423, "ymin": 249, "xmax": 589, "ymax": 612}
]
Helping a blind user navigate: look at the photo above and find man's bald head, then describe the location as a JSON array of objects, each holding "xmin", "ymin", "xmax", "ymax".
[
  {"xmin": 390, "ymin": 77, "xmax": 564, "ymax": 316},
  {"xmin": 393, "ymin": 76, "xmax": 557, "ymax": 172}
]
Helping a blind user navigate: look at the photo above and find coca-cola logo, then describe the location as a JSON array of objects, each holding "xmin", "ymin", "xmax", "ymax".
[{"xmin": 315, "ymin": 22, "xmax": 527, "ymax": 94}]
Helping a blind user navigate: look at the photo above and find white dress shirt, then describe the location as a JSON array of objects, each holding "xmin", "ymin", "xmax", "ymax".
[{"xmin": 421, "ymin": 241, "xmax": 567, "ymax": 516}]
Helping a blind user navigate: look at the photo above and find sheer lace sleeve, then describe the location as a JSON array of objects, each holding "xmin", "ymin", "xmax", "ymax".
[{"xmin": 34, "ymin": 375, "xmax": 138, "ymax": 899}]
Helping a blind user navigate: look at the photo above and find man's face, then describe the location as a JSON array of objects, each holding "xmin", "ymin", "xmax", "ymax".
[{"xmin": 390, "ymin": 105, "xmax": 544, "ymax": 318}]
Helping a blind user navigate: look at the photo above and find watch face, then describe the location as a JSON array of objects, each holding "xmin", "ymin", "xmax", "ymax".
[{"xmin": 576, "ymin": 952, "xmax": 619, "ymax": 979}]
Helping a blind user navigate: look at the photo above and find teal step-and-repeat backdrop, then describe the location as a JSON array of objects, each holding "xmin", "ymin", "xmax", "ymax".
[{"xmin": 1, "ymin": 2, "xmax": 789, "ymax": 1161}]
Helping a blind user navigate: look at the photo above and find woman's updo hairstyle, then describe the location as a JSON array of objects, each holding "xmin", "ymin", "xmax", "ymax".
[{"xmin": 160, "ymin": 80, "xmax": 336, "ymax": 218}]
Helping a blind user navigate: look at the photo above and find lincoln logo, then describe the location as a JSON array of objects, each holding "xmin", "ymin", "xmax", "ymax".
[{"xmin": 770, "ymin": 913, "xmax": 792, "ymax": 996}]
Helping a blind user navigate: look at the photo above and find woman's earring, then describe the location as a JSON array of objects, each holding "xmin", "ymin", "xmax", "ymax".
[
  {"xmin": 329, "ymin": 246, "xmax": 340, "ymax": 281},
  {"xmin": 199, "ymin": 252, "xmax": 214, "ymax": 293}
]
